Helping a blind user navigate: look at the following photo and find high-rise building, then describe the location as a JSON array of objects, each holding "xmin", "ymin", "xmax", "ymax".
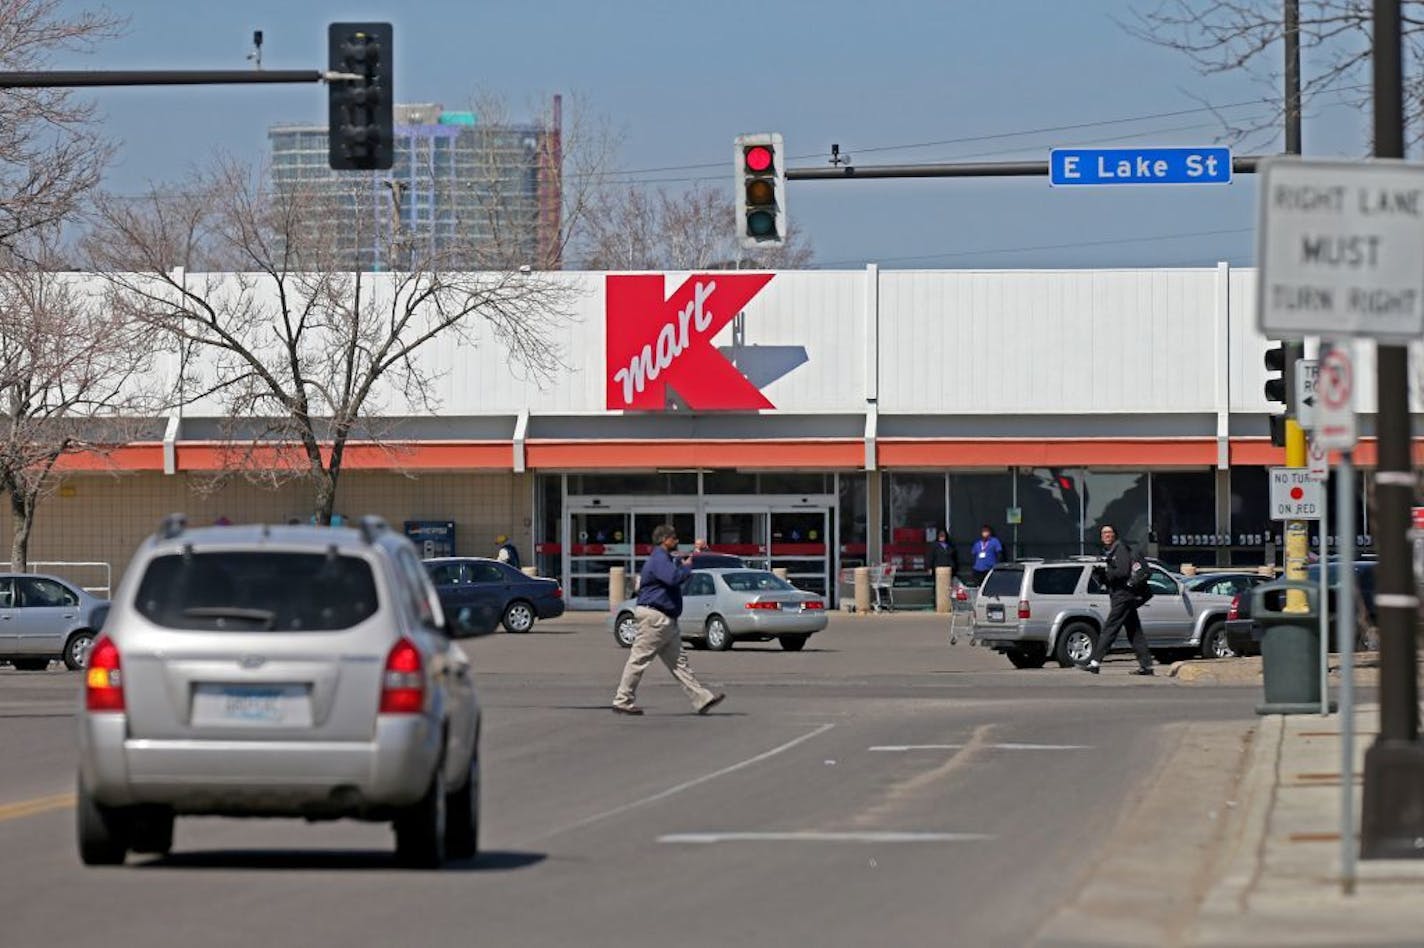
[{"xmin": 268, "ymin": 99, "xmax": 563, "ymax": 271}]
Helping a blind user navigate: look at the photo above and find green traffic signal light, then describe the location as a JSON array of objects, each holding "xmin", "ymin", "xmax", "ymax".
[{"xmin": 746, "ymin": 210, "xmax": 776, "ymax": 237}]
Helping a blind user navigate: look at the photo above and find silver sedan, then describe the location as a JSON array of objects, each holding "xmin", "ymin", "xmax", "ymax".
[{"xmin": 611, "ymin": 568, "xmax": 829, "ymax": 652}]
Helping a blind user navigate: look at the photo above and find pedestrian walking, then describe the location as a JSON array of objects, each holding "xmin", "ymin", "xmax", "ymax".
[
  {"xmin": 495, "ymin": 535, "xmax": 522, "ymax": 570},
  {"xmin": 926, "ymin": 529, "xmax": 959, "ymax": 578},
  {"xmin": 612, "ymin": 524, "xmax": 725, "ymax": 716},
  {"xmin": 970, "ymin": 524, "xmax": 1003, "ymax": 585},
  {"xmin": 1080, "ymin": 523, "xmax": 1154, "ymax": 676}
]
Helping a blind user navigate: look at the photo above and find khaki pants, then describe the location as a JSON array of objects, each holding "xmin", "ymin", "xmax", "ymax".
[{"xmin": 613, "ymin": 606, "xmax": 716, "ymax": 710}]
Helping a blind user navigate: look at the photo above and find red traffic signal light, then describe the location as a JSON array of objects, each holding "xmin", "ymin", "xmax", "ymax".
[{"xmin": 744, "ymin": 145, "xmax": 773, "ymax": 173}]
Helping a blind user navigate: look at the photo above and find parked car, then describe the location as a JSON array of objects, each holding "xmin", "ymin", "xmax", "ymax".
[
  {"xmin": 0, "ymin": 573, "xmax": 108, "ymax": 671},
  {"xmin": 1184, "ymin": 572, "xmax": 1273, "ymax": 598},
  {"xmin": 611, "ymin": 568, "xmax": 828, "ymax": 651},
  {"xmin": 77, "ymin": 515, "xmax": 485, "ymax": 868},
  {"xmin": 1225, "ymin": 560, "xmax": 1378, "ymax": 657},
  {"xmin": 424, "ymin": 557, "xmax": 565, "ymax": 633},
  {"xmin": 970, "ymin": 559, "xmax": 1235, "ymax": 669}
]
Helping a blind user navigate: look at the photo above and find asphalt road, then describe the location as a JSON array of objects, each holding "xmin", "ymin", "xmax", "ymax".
[{"xmin": 0, "ymin": 613, "xmax": 1263, "ymax": 948}]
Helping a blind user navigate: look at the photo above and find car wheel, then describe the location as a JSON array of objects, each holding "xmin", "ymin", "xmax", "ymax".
[
  {"xmin": 501, "ymin": 601, "xmax": 535, "ymax": 634},
  {"xmin": 394, "ymin": 759, "xmax": 447, "ymax": 869},
  {"xmin": 705, "ymin": 615, "xmax": 733, "ymax": 651},
  {"xmin": 11, "ymin": 658, "xmax": 48, "ymax": 672},
  {"xmin": 63, "ymin": 631, "xmax": 96, "ymax": 671},
  {"xmin": 1055, "ymin": 622, "xmax": 1097, "ymax": 668},
  {"xmin": 129, "ymin": 808, "xmax": 175, "ymax": 856},
  {"xmin": 1201, "ymin": 623, "xmax": 1235, "ymax": 660},
  {"xmin": 1006, "ymin": 645, "xmax": 1048, "ymax": 669},
  {"xmin": 444, "ymin": 753, "xmax": 480, "ymax": 861},
  {"xmin": 778, "ymin": 635, "xmax": 808, "ymax": 652},
  {"xmin": 77, "ymin": 779, "xmax": 129, "ymax": 866},
  {"xmin": 614, "ymin": 612, "xmax": 638, "ymax": 648}
]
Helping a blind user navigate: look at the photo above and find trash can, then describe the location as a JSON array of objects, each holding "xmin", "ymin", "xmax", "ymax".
[{"xmin": 1252, "ymin": 579, "xmax": 1334, "ymax": 715}]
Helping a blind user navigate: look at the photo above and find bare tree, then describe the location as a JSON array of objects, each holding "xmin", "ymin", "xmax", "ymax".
[
  {"xmin": 0, "ymin": 0, "xmax": 120, "ymax": 249},
  {"xmin": 90, "ymin": 160, "xmax": 575, "ymax": 524},
  {"xmin": 1124, "ymin": 1, "xmax": 1424, "ymax": 150},
  {"xmin": 0, "ymin": 238, "xmax": 153, "ymax": 570},
  {"xmin": 578, "ymin": 183, "xmax": 815, "ymax": 270}
]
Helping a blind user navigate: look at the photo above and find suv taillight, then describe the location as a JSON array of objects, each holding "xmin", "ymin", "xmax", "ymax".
[
  {"xmin": 85, "ymin": 636, "xmax": 124, "ymax": 713},
  {"xmin": 1228, "ymin": 594, "xmax": 1240, "ymax": 622},
  {"xmin": 1018, "ymin": 599, "xmax": 1031, "ymax": 620},
  {"xmin": 380, "ymin": 638, "xmax": 425, "ymax": 714}
]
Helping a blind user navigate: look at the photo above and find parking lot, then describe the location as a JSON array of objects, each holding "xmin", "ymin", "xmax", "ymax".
[{"xmin": 1, "ymin": 611, "xmax": 1263, "ymax": 947}]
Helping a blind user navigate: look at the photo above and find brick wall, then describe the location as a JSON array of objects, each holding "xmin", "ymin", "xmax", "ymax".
[{"xmin": 0, "ymin": 471, "xmax": 531, "ymax": 593}]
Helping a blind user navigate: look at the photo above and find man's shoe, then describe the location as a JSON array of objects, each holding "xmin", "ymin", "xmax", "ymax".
[
  {"xmin": 1077, "ymin": 662, "xmax": 1100, "ymax": 675},
  {"xmin": 697, "ymin": 693, "xmax": 726, "ymax": 715},
  {"xmin": 611, "ymin": 705, "xmax": 645, "ymax": 716},
  {"xmin": 1130, "ymin": 667, "xmax": 1156, "ymax": 677}
]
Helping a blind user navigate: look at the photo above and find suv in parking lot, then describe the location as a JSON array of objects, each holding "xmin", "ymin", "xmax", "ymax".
[
  {"xmin": 970, "ymin": 559, "xmax": 1234, "ymax": 669},
  {"xmin": 77, "ymin": 515, "xmax": 484, "ymax": 869}
]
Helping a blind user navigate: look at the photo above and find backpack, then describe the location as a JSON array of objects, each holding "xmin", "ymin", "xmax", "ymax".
[{"xmin": 1125, "ymin": 546, "xmax": 1154, "ymax": 601}]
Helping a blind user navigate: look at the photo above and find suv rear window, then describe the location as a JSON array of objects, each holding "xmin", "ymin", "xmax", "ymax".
[
  {"xmin": 980, "ymin": 568, "xmax": 1024, "ymax": 598},
  {"xmin": 135, "ymin": 552, "xmax": 379, "ymax": 631},
  {"xmin": 1031, "ymin": 567, "xmax": 1083, "ymax": 596}
]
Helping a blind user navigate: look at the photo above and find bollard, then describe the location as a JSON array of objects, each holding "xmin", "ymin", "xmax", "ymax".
[
  {"xmin": 608, "ymin": 567, "xmax": 626, "ymax": 613},
  {"xmin": 773, "ymin": 567, "xmax": 789, "ymax": 582},
  {"xmin": 934, "ymin": 567, "xmax": 952, "ymax": 613},
  {"xmin": 854, "ymin": 566, "xmax": 871, "ymax": 615},
  {"xmin": 521, "ymin": 566, "xmax": 537, "ymax": 578},
  {"xmin": 1181, "ymin": 563, "xmax": 1198, "ymax": 578}
]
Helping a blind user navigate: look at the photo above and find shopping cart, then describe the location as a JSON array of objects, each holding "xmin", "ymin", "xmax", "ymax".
[
  {"xmin": 869, "ymin": 563, "xmax": 896, "ymax": 612},
  {"xmin": 947, "ymin": 580, "xmax": 976, "ymax": 645}
]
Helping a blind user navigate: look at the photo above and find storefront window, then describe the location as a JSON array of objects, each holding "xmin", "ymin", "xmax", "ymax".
[
  {"xmin": 702, "ymin": 471, "xmax": 759, "ymax": 494},
  {"xmin": 567, "ymin": 473, "xmax": 698, "ymax": 496},
  {"xmin": 1083, "ymin": 471, "xmax": 1149, "ymax": 548},
  {"xmin": 1151, "ymin": 471, "xmax": 1217, "ymax": 567},
  {"xmin": 838, "ymin": 473, "xmax": 867, "ymax": 567},
  {"xmin": 1015, "ymin": 468, "xmax": 1083, "ymax": 560},
  {"xmin": 1229, "ymin": 466, "xmax": 1273, "ymax": 567},
  {"xmin": 536, "ymin": 474, "xmax": 562, "ymax": 579},
  {"xmin": 883, "ymin": 473, "xmax": 945, "ymax": 571},
  {"xmin": 758, "ymin": 472, "xmax": 830, "ymax": 495},
  {"xmin": 948, "ymin": 472, "xmax": 1013, "ymax": 569}
]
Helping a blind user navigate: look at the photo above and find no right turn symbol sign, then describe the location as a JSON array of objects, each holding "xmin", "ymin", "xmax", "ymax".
[{"xmin": 1316, "ymin": 343, "xmax": 1357, "ymax": 450}]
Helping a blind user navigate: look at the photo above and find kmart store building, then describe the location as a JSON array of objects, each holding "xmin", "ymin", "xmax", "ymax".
[{"xmin": 38, "ymin": 265, "xmax": 1419, "ymax": 607}]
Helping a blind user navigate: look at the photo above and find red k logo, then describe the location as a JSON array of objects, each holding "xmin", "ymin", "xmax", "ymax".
[{"xmin": 606, "ymin": 273, "xmax": 775, "ymax": 411}]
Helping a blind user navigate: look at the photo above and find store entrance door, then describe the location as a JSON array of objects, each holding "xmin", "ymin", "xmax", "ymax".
[
  {"xmin": 565, "ymin": 502, "xmax": 697, "ymax": 610},
  {"xmin": 704, "ymin": 499, "xmax": 833, "ymax": 599}
]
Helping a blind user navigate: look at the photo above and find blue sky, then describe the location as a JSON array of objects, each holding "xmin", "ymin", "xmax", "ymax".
[{"xmin": 57, "ymin": 0, "xmax": 1372, "ymax": 268}]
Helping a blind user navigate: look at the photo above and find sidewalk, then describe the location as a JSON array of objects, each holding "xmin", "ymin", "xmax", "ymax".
[{"xmin": 1037, "ymin": 702, "xmax": 1424, "ymax": 946}]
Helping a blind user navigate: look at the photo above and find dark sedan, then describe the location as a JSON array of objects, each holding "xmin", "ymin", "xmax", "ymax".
[
  {"xmin": 1225, "ymin": 560, "xmax": 1377, "ymax": 657},
  {"xmin": 424, "ymin": 557, "xmax": 565, "ymax": 634}
]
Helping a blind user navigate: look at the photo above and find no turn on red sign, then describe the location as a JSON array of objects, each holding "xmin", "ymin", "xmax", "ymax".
[{"xmin": 1270, "ymin": 468, "xmax": 1323, "ymax": 521}]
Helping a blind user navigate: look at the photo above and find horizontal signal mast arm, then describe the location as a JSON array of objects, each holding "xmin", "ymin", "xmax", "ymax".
[
  {"xmin": 0, "ymin": 70, "xmax": 329, "ymax": 88},
  {"xmin": 786, "ymin": 155, "xmax": 1269, "ymax": 180}
]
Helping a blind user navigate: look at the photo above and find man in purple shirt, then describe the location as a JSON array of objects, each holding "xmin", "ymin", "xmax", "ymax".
[{"xmin": 612, "ymin": 524, "xmax": 725, "ymax": 716}]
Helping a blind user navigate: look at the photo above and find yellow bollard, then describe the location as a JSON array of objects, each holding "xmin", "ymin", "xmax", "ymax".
[
  {"xmin": 1182, "ymin": 563, "xmax": 1198, "ymax": 578},
  {"xmin": 521, "ymin": 566, "xmax": 538, "ymax": 578},
  {"xmin": 608, "ymin": 567, "xmax": 626, "ymax": 613},
  {"xmin": 773, "ymin": 567, "xmax": 789, "ymax": 582},
  {"xmin": 934, "ymin": 567, "xmax": 952, "ymax": 613},
  {"xmin": 854, "ymin": 566, "xmax": 871, "ymax": 615}
]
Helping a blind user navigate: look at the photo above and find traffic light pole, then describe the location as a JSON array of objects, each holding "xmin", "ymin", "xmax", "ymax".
[
  {"xmin": 1282, "ymin": 0, "xmax": 1309, "ymax": 616},
  {"xmin": 1361, "ymin": 0, "xmax": 1424, "ymax": 861}
]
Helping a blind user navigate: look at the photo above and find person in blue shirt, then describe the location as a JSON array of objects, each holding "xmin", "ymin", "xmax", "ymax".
[
  {"xmin": 970, "ymin": 524, "xmax": 1004, "ymax": 585},
  {"xmin": 612, "ymin": 524, "xmax": 725, "ymax": 716}
]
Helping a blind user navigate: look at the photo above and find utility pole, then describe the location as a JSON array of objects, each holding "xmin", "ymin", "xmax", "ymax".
[
  {"xmin": 1361, "ymin": 0, "xmax": 1424, "ymax": 861},
  {"xmin": 1282, "ymin": 0, "xmax": 1310, "ymax": 613}
]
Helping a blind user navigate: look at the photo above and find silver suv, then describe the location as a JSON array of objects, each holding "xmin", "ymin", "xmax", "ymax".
[
  {"xmin": 970, "ymin": 559, "xmax": 1233, "ymax": 669},
  {"xmin": 77, "ymin": 515, "xmax": 483, "ymax": 869}
]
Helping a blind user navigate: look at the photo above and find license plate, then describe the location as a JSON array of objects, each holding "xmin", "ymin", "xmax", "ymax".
[
  {"xmin": 193, "ymin": 684, "xmax": 312, "ymax": 727},
  {"xmin": 986, "ymin": 604, "xmax": 1005, "ymax": 623}
]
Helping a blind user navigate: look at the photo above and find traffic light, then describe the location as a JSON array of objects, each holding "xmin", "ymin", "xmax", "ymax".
[
  {"xmin": 1264, "ymin": 341, "xmax": 1287, "ymax": 446},
  {"xmin": 328, "ymin": 22, "xmax": 393, "ymax": 171},
  {"xmin": 734, "ymin": 133, "xmax": 786, "ymax": 249}
]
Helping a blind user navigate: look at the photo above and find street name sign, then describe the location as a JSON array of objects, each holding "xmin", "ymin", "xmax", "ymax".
[
  {"xmin": 1049, "ymin": 147, "xmax": 1232, "ymax": 187},
  {"xmin": 1258, "ymin": 158, "xmax": 1424, "ymax": 339},
  {"xmin": 1315, "ymin": 344, "xmax": 1358, "ymax": 450},
  {"xmin": 1295, "ymin": 357, "xmax": 1319, "ymax": 430},
  {"xmin": 1270, "ymin": 467, "xmax": 1323, "ymax": 520}
]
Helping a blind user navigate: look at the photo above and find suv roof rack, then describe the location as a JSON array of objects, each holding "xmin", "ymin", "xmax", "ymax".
[
  {"xmin": 157, "ymin": 513, "xmax": 187, "ymax": 540},
  {"xmin": 358, "ymin": 515, "xmax": 389, "ymax": 544}
]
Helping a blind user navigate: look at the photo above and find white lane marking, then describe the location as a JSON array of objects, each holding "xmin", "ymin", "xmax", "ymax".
[
  {"xmin": 869, "ymin": 745, "xmax": 965, "ymax": 752},
  {"xmin": 869, "ymin": 743, "xmax": 1091, "ymax": 752},
  {"xmin": 536, "ymin": 723, "xmax": 835, "ymax": 841},
  {"xmin": 659, "ymin": 831, "xmax": 992, "ymax": 844}
]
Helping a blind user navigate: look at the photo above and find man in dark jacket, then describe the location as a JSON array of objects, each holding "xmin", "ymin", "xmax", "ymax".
[
  {"xmin": 612, "ymin": 524, "xmax": 725, "ymax": 715},
  {"xmin": 926, "ymin": 530, "xmax": 959, "ymax": 577},
  {"xmin": 1080, "ymin": 523, "xmax": 1154, "ymax": 676}
]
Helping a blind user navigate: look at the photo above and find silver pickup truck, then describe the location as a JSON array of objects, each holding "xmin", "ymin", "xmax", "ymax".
[{"xmin": 969, "ymin": 559, "xmax": 1234, "ymax": 669}]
